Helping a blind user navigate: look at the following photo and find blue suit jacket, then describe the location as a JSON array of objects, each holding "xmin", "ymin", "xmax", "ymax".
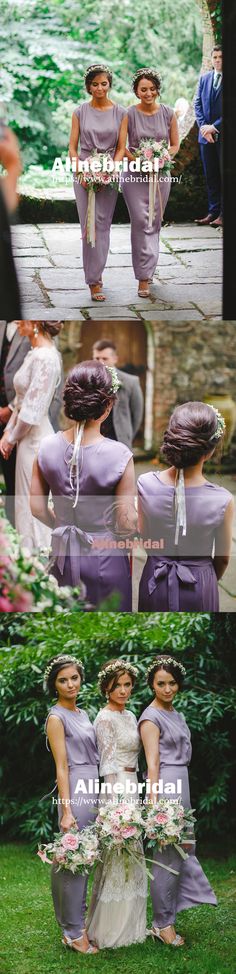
[{"xmin": 194, "ymin": 70, "xmax": 222, "ymax": 144}]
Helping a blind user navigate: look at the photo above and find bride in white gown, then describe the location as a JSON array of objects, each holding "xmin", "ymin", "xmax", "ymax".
[
  {"xmin": 86, "ymin": 660, "xmax": 147, "ymax": 949},
  {"xmin": 0, "ymin": 321, "xmax": 62, "ymax": 552}
]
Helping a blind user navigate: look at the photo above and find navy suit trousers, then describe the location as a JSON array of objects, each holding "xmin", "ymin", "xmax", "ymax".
[{"xmin": 200, "ymin": 139, "xmax": 222, "ymax": 217}]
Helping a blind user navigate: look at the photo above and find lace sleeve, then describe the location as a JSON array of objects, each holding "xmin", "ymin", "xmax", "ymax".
[
  {"xmin": 95, "ymin": 716, "xmax": 119, "ymax": 776},
  {"xmin": 6, "ymin": 351, "xmax": 61, "ymax": 443}
]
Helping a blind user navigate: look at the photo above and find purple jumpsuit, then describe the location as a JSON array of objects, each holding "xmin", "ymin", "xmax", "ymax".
[
  {"xmin": 122, "ymin": 104, "xmax": 174, "ymax": 280},
  {"xmin": 73, "ymin": 102, "xmax": 126, "ymax": 284},
  {"xmin": 45, "ymin": 705, "xmax": 99, "ymax": 941},
  {"xmin": 138, "ymin": 705, "xmax": 217, "ymax": 928}
]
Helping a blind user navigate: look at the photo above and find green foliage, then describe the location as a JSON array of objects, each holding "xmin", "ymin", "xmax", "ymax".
[
  {"xmin": 0, "ymin": 612, "xmax": 235, "ymax": 844},
  {"xmin": 0, "ymin": 0, "xmax": 202, "ymax": 171}
]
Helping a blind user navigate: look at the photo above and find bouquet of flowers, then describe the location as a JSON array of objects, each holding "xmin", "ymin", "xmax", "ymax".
[
  {"xmin": 143, "ymin": 799, "xmax": 196, "ymax": 870},
  {"xmin": 0, "ymin": 506, "xmax": 86, "ymax": 613},
  {"xmin": 37, "ymin": 825, "xmax": 100, "ymax": 875},
  {"xmin": 94, "ymin": 800, "xmax": 145, "ymax": 878},
  {"xmin": 134, "ymin": 138, "xmax": 174, "ymax": 226},
  {"xmin": 76, "ymin": 150, "xmax": 119, "ymax": 246}
]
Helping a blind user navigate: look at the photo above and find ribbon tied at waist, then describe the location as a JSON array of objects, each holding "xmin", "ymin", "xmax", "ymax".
[
  {"xmin": 48, "ymin": 524, "xmax": 94, "ymax": 588},
  {"xmin": 148, "ymin": 560, "xmax": 197, "ymax": 610}
]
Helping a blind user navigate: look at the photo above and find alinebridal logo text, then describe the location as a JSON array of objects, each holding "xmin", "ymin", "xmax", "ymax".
[
  {"xmin": 52, "ymin": 156, "xmax": 162, "ymax": 176},
  {"xmin": 54, "ymin": 777, "xmax": 183, "ymax": 798}
]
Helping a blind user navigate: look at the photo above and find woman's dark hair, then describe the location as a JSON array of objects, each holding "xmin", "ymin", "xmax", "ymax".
[
  {"xmin": 147, "ymin": 654, "xmax": 185, "ymax": 691},
  {"xmin": 161, "ymin": 401, "xmax": 223, "ymax": 469},
  {"xmin": 63, "ymin": 360, "xmax": 117, "ymax": 422},
  {"xmin": 133, "ymin": 69, "xmax": 161, "ymax": 96},
  {"xmin": 99, "ymin": 659, "xmax": 136, "ymax": 697},
  {"xmin": 85, "ymin": 64, "xmax": 113, "ymax": 93},
  {"xmin": 31, "ymin": 321, "xmax": 63, "ymax": 337},
  {"xmin": 45, "ymin": 656, "xmax": 84, "ymax": 696}
]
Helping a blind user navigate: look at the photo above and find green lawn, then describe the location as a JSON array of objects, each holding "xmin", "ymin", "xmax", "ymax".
[{"xmin": 1, "ymin": 845, "xmax": 236, "ymax": 974}]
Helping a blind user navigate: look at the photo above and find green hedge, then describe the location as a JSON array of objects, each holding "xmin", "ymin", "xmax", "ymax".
[{"xmin": 0, "ymin": 612, "xmax": 235, "ymax": 844}]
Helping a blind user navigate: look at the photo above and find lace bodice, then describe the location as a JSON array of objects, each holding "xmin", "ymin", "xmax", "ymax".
[
  {"xmin": 94, "ymin": 708, "xmax": 140, "ymax": 776},
  {"xmin": 6, "ymin": 345, "xmax": 61, "ymax": 444}
]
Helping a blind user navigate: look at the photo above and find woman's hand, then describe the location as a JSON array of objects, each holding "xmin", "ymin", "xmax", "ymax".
[
  {"xmin": 60, "ymin": 809, "xmax": 78, "ymax": 832},
  {"xmin": 0, "ymin": 434, "xmax": 14, "ymax": 459}
]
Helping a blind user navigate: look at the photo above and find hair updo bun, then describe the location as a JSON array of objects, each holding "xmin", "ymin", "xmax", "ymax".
[
  {"xmin": 63, "ymin": 360, "xmax": 117, "ymax": 422},
  {"xmin": 41, "ymin": 322, "xmax": 63, "ymax": 337},
  {"xmin": 161, "ymin": 401, "xmax": 222, "ymax": 469}
]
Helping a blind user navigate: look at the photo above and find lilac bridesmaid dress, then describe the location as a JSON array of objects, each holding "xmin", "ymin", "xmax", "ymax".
[
  {"xmin": 37, "ymin": 432, "xmax": 132, "ymax": 610},
  {"xmin": 73, "ymin": 102, "xmax": 126, "ymax": 284},
  {"xmin": 138, "ymin": 705, "xmax": 217, "ymax": 929},
  {"xmin": 121, "ymin": 104, "xmax": 174, "ymax": 280},
  {"xmin": 45, "ymin": 705, "xmax": 99, "ymax": 942},
  {"xmin": 137, "ymin": 472, "xmax": 233, "ymax": 611}
]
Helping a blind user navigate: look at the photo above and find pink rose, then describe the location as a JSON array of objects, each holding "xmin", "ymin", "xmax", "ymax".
[
  {"xmin": 158, "ymin": 159, "xmax": 165, "ymax": 169},
  {"xmin": 121, "ymin": 826, "xmax": 137, "ymax": 838},
  {"xmin": 37, "ymin": 849, "xmax": 52, "ymax": 864},
  {"xmin": 0, "ymin": 595, "xmax": 13, "ymax": 611},
  {"xmin": 61, "ymin": 833, "xmax": 79, "ymax": 851},
  {"xmin": 155, "ymin": 813, "xmax": 168, "ymax": 824},
  {"xmin": 144, "ymin": 148, "xmax": 153, "ymax": 159},
  {"xmin": 12, "ymin": 587, "xmax": 34, "ymax": 611}
]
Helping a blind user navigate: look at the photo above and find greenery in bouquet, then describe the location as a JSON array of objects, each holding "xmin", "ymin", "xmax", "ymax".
[
  {"xmin": 134, "ymin": 138, "xmax": 174, "ymax": 176},
  {"xmin": 0, "ymin": 507, "xmax": 85, "ymax": 613},
  {"xmin": 76, "ymin": 151, "xmax": 120, "ymax": 192},
  {"xmin": 38, "ymin": 825, "xmax": 100, "ymax": 874},
  {"xmin": 143, "ymin": 799, "xmax": 196, "ymax": 850}
]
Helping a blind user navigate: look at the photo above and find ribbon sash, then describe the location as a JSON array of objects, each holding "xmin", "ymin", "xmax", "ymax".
[
  {"xmin": 86, "ymin": 188, "xmax": 96, "ymax": 247},
  {"xmin": 148, "ymin": 174, "xmax": 163, "ymax": 228}
]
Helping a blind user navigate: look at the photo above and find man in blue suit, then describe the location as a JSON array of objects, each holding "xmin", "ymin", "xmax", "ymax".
[{"xmin": 194, "ymin": 45, "xmax": 222, "ymax": 227}]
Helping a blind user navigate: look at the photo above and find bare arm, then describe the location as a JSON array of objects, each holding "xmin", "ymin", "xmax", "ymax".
[
  {"xmin": 169, "ymin": 113, "xmax": 180, "ymax": 156},
  {"xmin": 30, "ymin": 457, "xmax": 56, "ymax": 527},
  {"xmin": 140, "ymin": 720, "xmax": 160, "ymax": 804},
  {"xmin": 213, "ymin": 497, "xmax": 234, "ymax": 579},
  {"xmin": 47, "ymin": 716, "xmax": 76, "ymax": 830},
  {"xmin": 115, "ymin": 456, "xmax": 137, "ymax": 534},
  {"xmin": 114, "ymin": 115, "xmax": 128, "ymax": 162},
  {"xmin": 0, "ymin": 128, "xmax": 22, "ymax": 212},
  {"xmin": 69, "ymin": 112, "xmax": 80, "ymax": 173}
]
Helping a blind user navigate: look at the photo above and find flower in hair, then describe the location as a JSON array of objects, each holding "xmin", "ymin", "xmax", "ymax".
[
  {"xmin": 132, "ymin": 67, "xmax": 161, "ymax": 84},
  {"xmin": 106, "ymin": 366, "xmax": 121, "ymax": 394},
  {"xmin": 84, "ymin": 64, "xmax": 111, "ymax": 82},
  {"xmin": 98, "ymin": 659, "xmax": 138, "ymax": 691},
  {"xmin": 207, "ymin": 405, "xmax": 226, "ymax": 441},
  {"xmin": 43, "ymin": 654, "xmax": 84, "ymax": 691},
  {"xmin": 146, "ymin": 656, "xmax": 186, "ymax": 677}
]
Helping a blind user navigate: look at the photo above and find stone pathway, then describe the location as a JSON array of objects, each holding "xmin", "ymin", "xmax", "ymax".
[
  {"xmin": 12, "ymin": 222, "xmax": 222, "ymax": 320},
  {"xmin": 132, "ymin": 464, "xmax": 236, "ymax": 612}
]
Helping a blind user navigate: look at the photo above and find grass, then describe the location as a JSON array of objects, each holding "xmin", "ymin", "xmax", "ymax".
[{"xmin": 1, "ymin": 844, "xmax": 236, "ymax": 974}]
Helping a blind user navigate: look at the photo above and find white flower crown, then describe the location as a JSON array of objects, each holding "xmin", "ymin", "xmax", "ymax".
[
  {"xmin": 43, "ymin": 654, "xmax": 84, "ymax": 691},
  {"xmin": 106, "ymin": 365, "xmax": 121, "ymax": 394},
  {"xmin": 207, "ymin": 404, "xmax": 226, "ymax": 441},
  {"xmin": 98, "ymin": 659, "xmax": 138, "ymax": 691},
  {"xmin": 84, "ymin": 64, "xmax": 112, "ymax": 82},
  {"xmin": 146, "ymin": 656, "xmax": 186, "ymax": 677}
]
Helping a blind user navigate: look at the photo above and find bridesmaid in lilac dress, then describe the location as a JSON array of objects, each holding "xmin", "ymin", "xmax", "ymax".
[
  {"xmin": 138, "ymin": 402, "xmax": 234, "ymax": 611},
  {"xmin": 44, "ymin": 654, "xmax": 99, "ymax": 954},
  {"xmin": 31, "ymin": 361, "xmax": 136, "ymax": 610},
  {"xmin": 69, "ymin": 64, "xmax": 127, "ymax": 301},
  {"xmin": 139, "ymin": 655, "xmax": 217, "ymax": 948},
  {"xmin": 121, "ymin": 68, "xmax": 179, "ymax": 298}
]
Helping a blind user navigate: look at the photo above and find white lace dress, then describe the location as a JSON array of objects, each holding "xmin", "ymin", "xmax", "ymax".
[
  {"xmin": 5, "ymin": 344, "xmax": 61, "ymax": 552},
  {"xmin": 86, "ymin": 708, "xmax": 147, "ymax": 949}
]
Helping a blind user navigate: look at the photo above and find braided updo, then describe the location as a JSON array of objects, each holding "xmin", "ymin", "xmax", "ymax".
[
  {"xmin": 161, "ymin": 401, "xmax": 222, "ymax": 469},
  {"xmin": 63, "ymin": 360, "xmax": 117, "ymax": 422}
]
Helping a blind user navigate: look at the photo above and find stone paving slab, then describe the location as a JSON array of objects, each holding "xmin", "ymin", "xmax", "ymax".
[{"xmin": 13, "ymin": 223, "xmax": 222, "ymax": 319}]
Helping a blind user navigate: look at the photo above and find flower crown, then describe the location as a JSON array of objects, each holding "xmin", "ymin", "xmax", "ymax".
[
  {"xmin": 146, "ymin": 656, "xmax": 186, "ymax": 677},
  {"xmin": 43, "ymin": 654, "xmax": 84, "ymax": 691},
  {"xmin": 84, "ymin": 64, "xmax": 112, "ymax": 82},
  {"xmin": 106, "ymin": 365, "xmax": 121, "ymax": 394},
  {"xmin": 98, "ymin": 659, "xmax": 138, "ymax": 691},
  {"xmin": 132, "ymin": 67, "xmax": 161, "ymax": 85},
  {"xmin": 207, "ymin": 405, "xmax": 226, "ymax": 441}
]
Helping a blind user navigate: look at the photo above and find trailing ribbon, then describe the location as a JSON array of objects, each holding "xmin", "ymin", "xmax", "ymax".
[
  {"xmin": 86, "ymin": 187, "xmax": 96, "ymax": 247},
  {"xmin": 148, "ymin": 174, "xmax": 163, "ymax": 227},
  {"xmin": 175, "ymin": 468, "xmax": 187, "ymax": 545}
]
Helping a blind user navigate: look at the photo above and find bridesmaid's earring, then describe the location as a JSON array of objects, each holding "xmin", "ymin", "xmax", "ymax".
[{"xmin": 33, "ymin": 324, "xmax": 39, "ymax": 337}]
